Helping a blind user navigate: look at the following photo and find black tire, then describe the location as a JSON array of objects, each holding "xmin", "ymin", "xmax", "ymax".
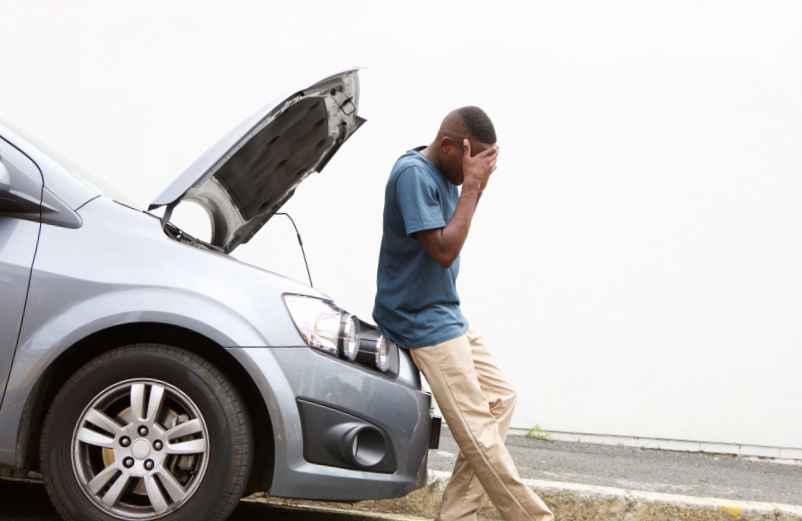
[{"xmin": 41, "ymin": 344, "xmax": 253, "ymax": 521}]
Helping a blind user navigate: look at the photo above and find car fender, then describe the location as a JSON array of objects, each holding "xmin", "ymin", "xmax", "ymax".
[{"xmin": 0, "ymin": 287, "xmax": 298, "ymax": 471}]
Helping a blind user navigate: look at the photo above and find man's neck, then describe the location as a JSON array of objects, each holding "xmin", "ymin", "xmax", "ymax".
[{"xmin": 421, "ymin": 145, "xmax": 456, "ymax": 185}]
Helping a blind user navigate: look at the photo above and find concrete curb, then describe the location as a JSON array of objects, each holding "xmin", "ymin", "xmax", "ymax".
[{"xmin": 254, "ymin": 469, "xmax": 802, "ymax": 521}]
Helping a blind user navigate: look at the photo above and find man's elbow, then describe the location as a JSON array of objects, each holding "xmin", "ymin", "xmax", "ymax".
[
  {"xmin": 418, "ymin": 236, "xmax": 458, "ymax": 268},
  {"xmin": 435, "ymin": 252, "xmax": 457, "ymax": 269}
]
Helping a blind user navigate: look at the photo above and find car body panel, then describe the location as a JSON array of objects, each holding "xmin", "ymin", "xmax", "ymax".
[
  {"xmin": 150, "ymin": 69, "xmax": 365, "ymax": 253},
  {"xmin": 267, "ymin": 347, "xmax": 430, "ymax": 499},
  {"xmin": 0, "ymin": 221, "xmax": 40, "ymax": 408},
  {"xmin": 0, "ymin": 195, "xmax": 316, "ymax": 465},
  {"xmin": 0, "ymin": 136, "xmax": 43, "ymax": 406}
]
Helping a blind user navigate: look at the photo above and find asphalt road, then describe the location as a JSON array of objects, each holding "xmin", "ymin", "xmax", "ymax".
[
  {"xmin": 0, "ymin": 479, "xmax": 370, "ymax": 521},
  {"xmin": 6, "ymin": 433, "xmax": 802, "ymax": 520},
  {"xmin": 431, "ymin": 430, "xmax": 802, "ymax": 505}
]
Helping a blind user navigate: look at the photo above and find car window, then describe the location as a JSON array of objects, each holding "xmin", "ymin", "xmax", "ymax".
[
  {"xmin": 0, "ymin": 121, "xmax": 129, "ymax": 204},
  {"xmin": 0, "ymin": 136, "xmax": 42, "ymax": 202}
]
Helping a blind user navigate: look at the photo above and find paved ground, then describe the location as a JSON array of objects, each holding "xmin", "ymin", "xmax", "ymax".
[
  {"xmin": 6, "ymin": 433, "xmax": 802, "ymax": 521},
  {"xmin": 0, "ymin": 479, "xmax": 377, "ymax": 521},
  {"xmin": 430, "ymin": 430, "xmax": 802, "ymax": 505}
]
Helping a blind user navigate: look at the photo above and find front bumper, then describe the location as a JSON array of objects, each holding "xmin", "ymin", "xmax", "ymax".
[{"xmin": 266, "ymin": 346, "xmax": 435, "ymax": 501}]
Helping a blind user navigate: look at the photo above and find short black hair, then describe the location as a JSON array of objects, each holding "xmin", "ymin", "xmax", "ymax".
[{"xmin": 458, "ymin": 106, "xmax": 497, "ymax": 144}]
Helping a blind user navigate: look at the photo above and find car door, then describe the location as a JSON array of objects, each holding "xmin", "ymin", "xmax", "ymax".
[{"xmin": 0, "ymin": 135, "xmax": 43, "ymax": 407}]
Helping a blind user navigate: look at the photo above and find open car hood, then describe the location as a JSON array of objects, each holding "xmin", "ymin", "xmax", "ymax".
[{"xmin": 149, "ymin": 69, "xmax": 365, "ymax": 253}]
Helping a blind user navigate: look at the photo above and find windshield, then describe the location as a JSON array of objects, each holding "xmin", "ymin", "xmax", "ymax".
[{"xmin": 1, "ymin": 120, "xmax": 129, "ymax": 204}]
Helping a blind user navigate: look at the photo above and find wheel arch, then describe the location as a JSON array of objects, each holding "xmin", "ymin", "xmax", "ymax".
[{"xmin": 18, "ymin": 322, "xmax": 275, "ymax": 493}]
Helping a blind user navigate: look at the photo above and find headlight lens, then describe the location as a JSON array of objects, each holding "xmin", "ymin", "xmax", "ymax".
[
  {"xmin": 375, "ymin": 335, "xmax": 391, "ymax": 372},
  {"xmin": 284, "ymin": 295, "xmax": 342, "ymax": 356},
  {"xmin": 284, "ymin": 294, "xmax": 395, "ymax": 374},
  {"xmin": 342, "ymin": 314, "xmax": 360, "ymax": 361}
]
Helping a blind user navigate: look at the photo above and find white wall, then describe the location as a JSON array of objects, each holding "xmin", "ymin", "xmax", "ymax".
[{"xmin": 2, "ymin": 1, "xmax": 801, "ymax": 448}]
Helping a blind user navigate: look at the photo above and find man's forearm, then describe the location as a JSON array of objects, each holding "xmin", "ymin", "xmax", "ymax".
[
  {"xmin": 416, "ymin": 183, "xmax": 481, "ymax": 267},
  {"xmin": 441, "ymin": 184, "xmax": 481, "ymax": 256}
]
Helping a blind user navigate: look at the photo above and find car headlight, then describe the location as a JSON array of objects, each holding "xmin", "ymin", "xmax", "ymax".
[{"xmin": 283, "ymin": 294, "xmax": 395, "ymax": 373}]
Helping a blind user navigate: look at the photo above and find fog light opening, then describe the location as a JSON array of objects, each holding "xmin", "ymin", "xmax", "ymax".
[{"xmin": 348, "ymin": 426, "xmax": 386, "ymax": 468}]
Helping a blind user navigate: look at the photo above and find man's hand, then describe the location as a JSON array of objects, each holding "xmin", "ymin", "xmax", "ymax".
[{"xmin": 462, "ymin": 139, "xmax": 498, "ymax": 193}]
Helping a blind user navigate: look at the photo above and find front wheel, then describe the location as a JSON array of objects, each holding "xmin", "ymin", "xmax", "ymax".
[{"xmin": 41, "ymin": 344, "xmax": 253, "ymax": 521}]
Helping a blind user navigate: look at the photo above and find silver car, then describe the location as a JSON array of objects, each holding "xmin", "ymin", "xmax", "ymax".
[{"xmin": 0, "ymin": 69, "xmax": 439, "ymax": 521}]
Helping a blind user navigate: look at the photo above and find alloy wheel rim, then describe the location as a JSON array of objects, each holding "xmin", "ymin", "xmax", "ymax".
[{"xmin": 71, "ymin": 378, "xmax": 210, "ymax": 520}]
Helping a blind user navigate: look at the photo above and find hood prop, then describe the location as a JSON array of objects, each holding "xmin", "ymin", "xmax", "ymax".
[{"xmin": 276, "ymin": 211, "xmax": 314, "ymax": 288}]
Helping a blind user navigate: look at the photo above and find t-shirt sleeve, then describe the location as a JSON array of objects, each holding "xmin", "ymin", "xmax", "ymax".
[{"xmin": 395, "ymin": 166, "xmax": 446, "ymax": 236}]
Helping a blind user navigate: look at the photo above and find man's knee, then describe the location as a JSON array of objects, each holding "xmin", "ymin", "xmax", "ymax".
[{"xmin": 490, "ymin": 385, "xmax": 518, "ymax": 416}]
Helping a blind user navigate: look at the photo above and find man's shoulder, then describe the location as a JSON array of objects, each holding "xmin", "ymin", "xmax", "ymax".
[{"xmin": 390, "ymin": 151, "xmax": 436, "ymax": 185}]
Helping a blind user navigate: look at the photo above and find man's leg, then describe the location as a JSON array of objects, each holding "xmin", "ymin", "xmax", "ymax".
[
  {"xmin": 438, "ymin": 329, "xmax": 519, "ymax": 520},
  {"xmin": 411, "ymin": 335, "xmax": 553, "ymax": 521}
]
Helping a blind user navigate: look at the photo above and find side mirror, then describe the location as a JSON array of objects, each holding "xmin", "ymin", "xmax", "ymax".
[{"xmin": 0, "ymin": 159, "xmax": 10, "ymax": 193}]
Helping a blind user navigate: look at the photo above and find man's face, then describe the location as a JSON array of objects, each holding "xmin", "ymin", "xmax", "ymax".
[{"xmin": 439, "ymin": 135, "xmax": 495, "ymax": 184}]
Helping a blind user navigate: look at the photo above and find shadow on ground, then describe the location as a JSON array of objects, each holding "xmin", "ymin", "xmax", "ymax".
[{"xmin": 0, "ymin": 479, "xmax": 368, "ymax": 521}]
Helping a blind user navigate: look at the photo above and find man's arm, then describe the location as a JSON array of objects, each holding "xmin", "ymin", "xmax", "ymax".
[
  {"xmin": 414, "ymin": 140, "xmax": 497, "ymax": 268},
  {"xmin": 414, "ymin": 186, "xmax": 480, "ymax": 268}
]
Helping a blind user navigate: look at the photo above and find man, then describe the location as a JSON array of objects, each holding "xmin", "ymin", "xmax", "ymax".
[{"xmin": 373, "ymin": 106, "xmax": 554, "ymax": 521}]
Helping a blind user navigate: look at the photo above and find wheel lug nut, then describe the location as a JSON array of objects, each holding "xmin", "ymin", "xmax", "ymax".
[
  {"xmin": 153, "ymin": 440, "xmax": 163, "ymax": 451},
  {"xmin": 119, "ymin": 436, "xmax": 131, "ymax": 447},
  {"xmin": 144, "ymin": 459, "xmax": 154, "ymax": 471},
  {"xmin": 123, "ymin": 457, "xmax": 134, "ymax": 468},
  {"xmin": 138, "ymin": 426, "xmax": 149, "ymax": 436}
]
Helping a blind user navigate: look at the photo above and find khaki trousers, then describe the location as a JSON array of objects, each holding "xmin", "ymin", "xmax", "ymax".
[{"xmin": 410, "ymin": 329, "xmax": 553, "ymax": 521}]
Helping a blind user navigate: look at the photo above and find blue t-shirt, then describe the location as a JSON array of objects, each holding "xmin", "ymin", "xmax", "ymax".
[{"xmin": 373, "ymin": 148, "xmax": 468, "ymax": 349}]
